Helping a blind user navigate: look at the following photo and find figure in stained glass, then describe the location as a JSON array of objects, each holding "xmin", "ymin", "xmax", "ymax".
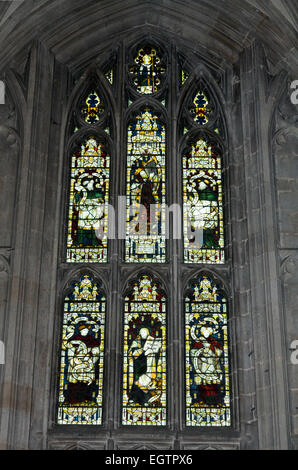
[
  {"xmin": 183, "ymin": 137, "xmax": 224, "ymax": 263},
  {"xmin": 126, "ymin": 110, "xmax": 166, "ymax": 262},
  {"xmin": 129, "ymin": 46, "xmax": 165, "ymax": 94},
  {"xmin": 64, "ymin": 323, "xmax": 101, "ymax": 405},
  {"xmin": 122, "ymin": 275, "xmax": 166, "ymax": 425},
  {"xmin": 58, "ymin": 275, "xmax": 106, "ymax": 425},
  {"xmin": 67, "ymin": 137, "xmax": 110, "ymax": 262},
  {"xmin": 185, "ymin": 276, "xmax": 230, "ymax": 426}
]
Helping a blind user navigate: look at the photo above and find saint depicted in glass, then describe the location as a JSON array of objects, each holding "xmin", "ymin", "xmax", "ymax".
[
  {"xmin": 129, "ymin": 46, "xmax": 165, "ymax": 94},
  {"xmin": 122, "ymin": 275, "xmax": 167, "ymax": 425},
  {"xmin": 185, "ymin": 276, "xmax": 230, "ymax": 426},
  {"xmin": 57, "ymin": 275, "xmax": 106, "ymax": 424},
  {"xmin": 126, "ymin": 109, "xmax": 166, "ymax": 262},
  {"xmin": 183, "ymin": 137, "xmax": 224, "ymax": 263},
  {"xmin": 81, "ymin": 91, "xmax": 103, "ymax": 124},
  {"xmin": 66, "ymin": 137, "xmax": 109, "ymax": 262}
]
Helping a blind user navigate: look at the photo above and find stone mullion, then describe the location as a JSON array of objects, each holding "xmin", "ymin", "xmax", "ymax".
[
  {"xmin": 239, "ymin": 42, "xmax": 289, "ymax": 449},
  {"xmin": 0, "ymin": 41, "xmax": 55, "ymax": 449},
  {"xmin": 110, "ymin": 41, "xmax": 125, "ymax": 434},
  {"xmin": 168, "ymin": 43, "xmax": 181, "ymax": 441}
]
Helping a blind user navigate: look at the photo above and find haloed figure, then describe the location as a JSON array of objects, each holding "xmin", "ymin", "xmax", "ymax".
[
  {"xmin": 128, "ymin": 327, "xmax": 162, "ymax": 406},
  {"xmin": 190, "ymin": 324, "xmax": 223, "ymax": 406},
  {"xmin": 64, "ymin": 324, "xmax": 100, "ymax": 405}
]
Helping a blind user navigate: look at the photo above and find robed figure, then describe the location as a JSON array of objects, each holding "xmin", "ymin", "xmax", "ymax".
[{"xmin": 64, "ymin": 324, "xmax": 100, "ymax": 404}]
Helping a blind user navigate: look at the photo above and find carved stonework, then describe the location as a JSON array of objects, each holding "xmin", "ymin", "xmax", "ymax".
[
  {"xmin": 115, "ymin": 442, "xmax": 173, "ymax": 450},
  {"xmin": 48, "ymin": 439, "xmax": 106, "ymax": 450},
  {"xmin": 0, "ymin": 98, "xmax": 19, "ymax": 153},
  {"xmin": 274, "ymin": 83, "xmax": 298, "ymax": 159},
  {"xmin": 281, "ymin": 254, "xmax": 298, "ymax": 281},
  {"xmin": 0, "ymin": 248, "xmax": 11, "ymax": 277},
  {"xmin": 181, "ymin": 442, "xmax": 240, "ymax": 450}
]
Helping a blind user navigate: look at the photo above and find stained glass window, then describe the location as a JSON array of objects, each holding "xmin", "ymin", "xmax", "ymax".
[
  {"xmin": 183, "ymin": 137, "xmax": 224, "ymax": 263},
  {"xmin": 81, "ymin": 91, "xmax": 103, "ymax": 124},
  {"xmin": 129, "ymin": 46, "xmax": 165, "ymax": 94},
  {"xmin": 66, "ymin": 136, "xmax": 110, "ymax": 263},
  {"xmin": 185, "ymin": 276, "xmax": 230, "ymax": 426},
  {"xmin": 126, "ymin": 109, "xmax": 166, "ymax": 262},
  {"xmin": 190, "ymin": 90, "xmax": 211, "ymax": 125},
  {"xmin": 122, "ymin": 274, "xmax": 167, "ymax": 425},
  {"xmin": 57, "ymin": 274, "xmax": 106, "ymax": 425}
]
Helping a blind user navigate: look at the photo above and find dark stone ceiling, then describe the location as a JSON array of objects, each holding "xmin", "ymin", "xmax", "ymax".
[{"xmin": 0, "ymin": 0, "xmax": 297, "ymax": 74}]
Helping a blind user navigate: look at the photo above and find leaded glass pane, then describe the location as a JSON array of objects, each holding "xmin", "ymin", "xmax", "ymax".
[
  {"xmin": 66, "ymin": 137, "xmax": 110, "ymax": 263},
  {"xmin": 129, "ymin": 46, "xmax": 165, "ymax": 94},
  {"xmin": 183, "ymin": 137, "xmax": 224, "ymax": 263},
  {"xmin": 190, "ymin": 90, "xmax": 211, "ymax": 125},
  {"xmin": 125, "ymin": 109, "xmax": 166, "ymax": 262},
  {"xmin": 81, "ymin": 91, "xmax": 103, "ymax": 124},
  {"xmin": 57, "ymin": 275, "xmax": 106, "ymax": 425},
  {"xmin": 122, "ymin": 275, "xmax": 167, "ymax": 425},
  {"xmin": 185, "ymin": 276, "xmax": 230, "ymax": 426}
]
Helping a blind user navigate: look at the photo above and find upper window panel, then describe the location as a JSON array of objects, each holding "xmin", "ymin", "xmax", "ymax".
[
  {"xmin": 125, "ymin": 108, "xmax": 166, "ymax": 263},
  {"xmin": 129, "ymin": 46, "xmax": 166, "ymax": 95},
  {"xmin": 66, "ymin": 136, "xmax": 110, "ymax": 263},
  {"xmin": 183, "ymin": 136, "xmax": 224, "ymax": 264}
]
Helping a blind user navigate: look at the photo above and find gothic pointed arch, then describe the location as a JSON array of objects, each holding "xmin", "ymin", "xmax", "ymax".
[{"xmin": 65, "ymin": 66, "xmax": 116, "ymax": 137}]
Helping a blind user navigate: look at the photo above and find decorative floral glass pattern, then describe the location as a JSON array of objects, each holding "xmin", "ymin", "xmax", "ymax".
[
  {"xmin": 183, "ymin": 137, "xmax": 224, "ymax": 263},
  {"xmin": 190, "ymin": 91, "xmax": 211, "ymax": 125},
  {"xmin": 185, "ymin": 276, "xmax": 230, "ymax": 426},
  {"xmin": 122, "ymin": 275, "xmax": 167, "ymax": 425},
  {"xmin": 66, "ymin": 137, "xmax": 110, "ymax": 262},
  {"xmin": 57, "ymin": 275, "xmax": 106, "ymax": 424},
  {"xmin": 81, "ymin": 91, "xmax": 103, "ymax": 124},
  {"xmin": 126, "ymin": 109, "xmax": 166, "ymax": 262},
  {"xmin": 129, "ymin": 46, "xmax": 165, "ymax": 94}
]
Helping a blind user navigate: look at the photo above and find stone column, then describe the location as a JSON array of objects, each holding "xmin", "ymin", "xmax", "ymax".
[
  {"xmin": 0, "ymin": 41, "xmax": 56, "ymax": 450},
  {"xmin": 239, "ymin": 40, "xmax": 289, "ymax": 449}
]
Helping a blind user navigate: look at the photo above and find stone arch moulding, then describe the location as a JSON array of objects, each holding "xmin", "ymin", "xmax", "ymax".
[{"xmin": 177, "ymin": 63, "xmax": 229, "ymax": 139}]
